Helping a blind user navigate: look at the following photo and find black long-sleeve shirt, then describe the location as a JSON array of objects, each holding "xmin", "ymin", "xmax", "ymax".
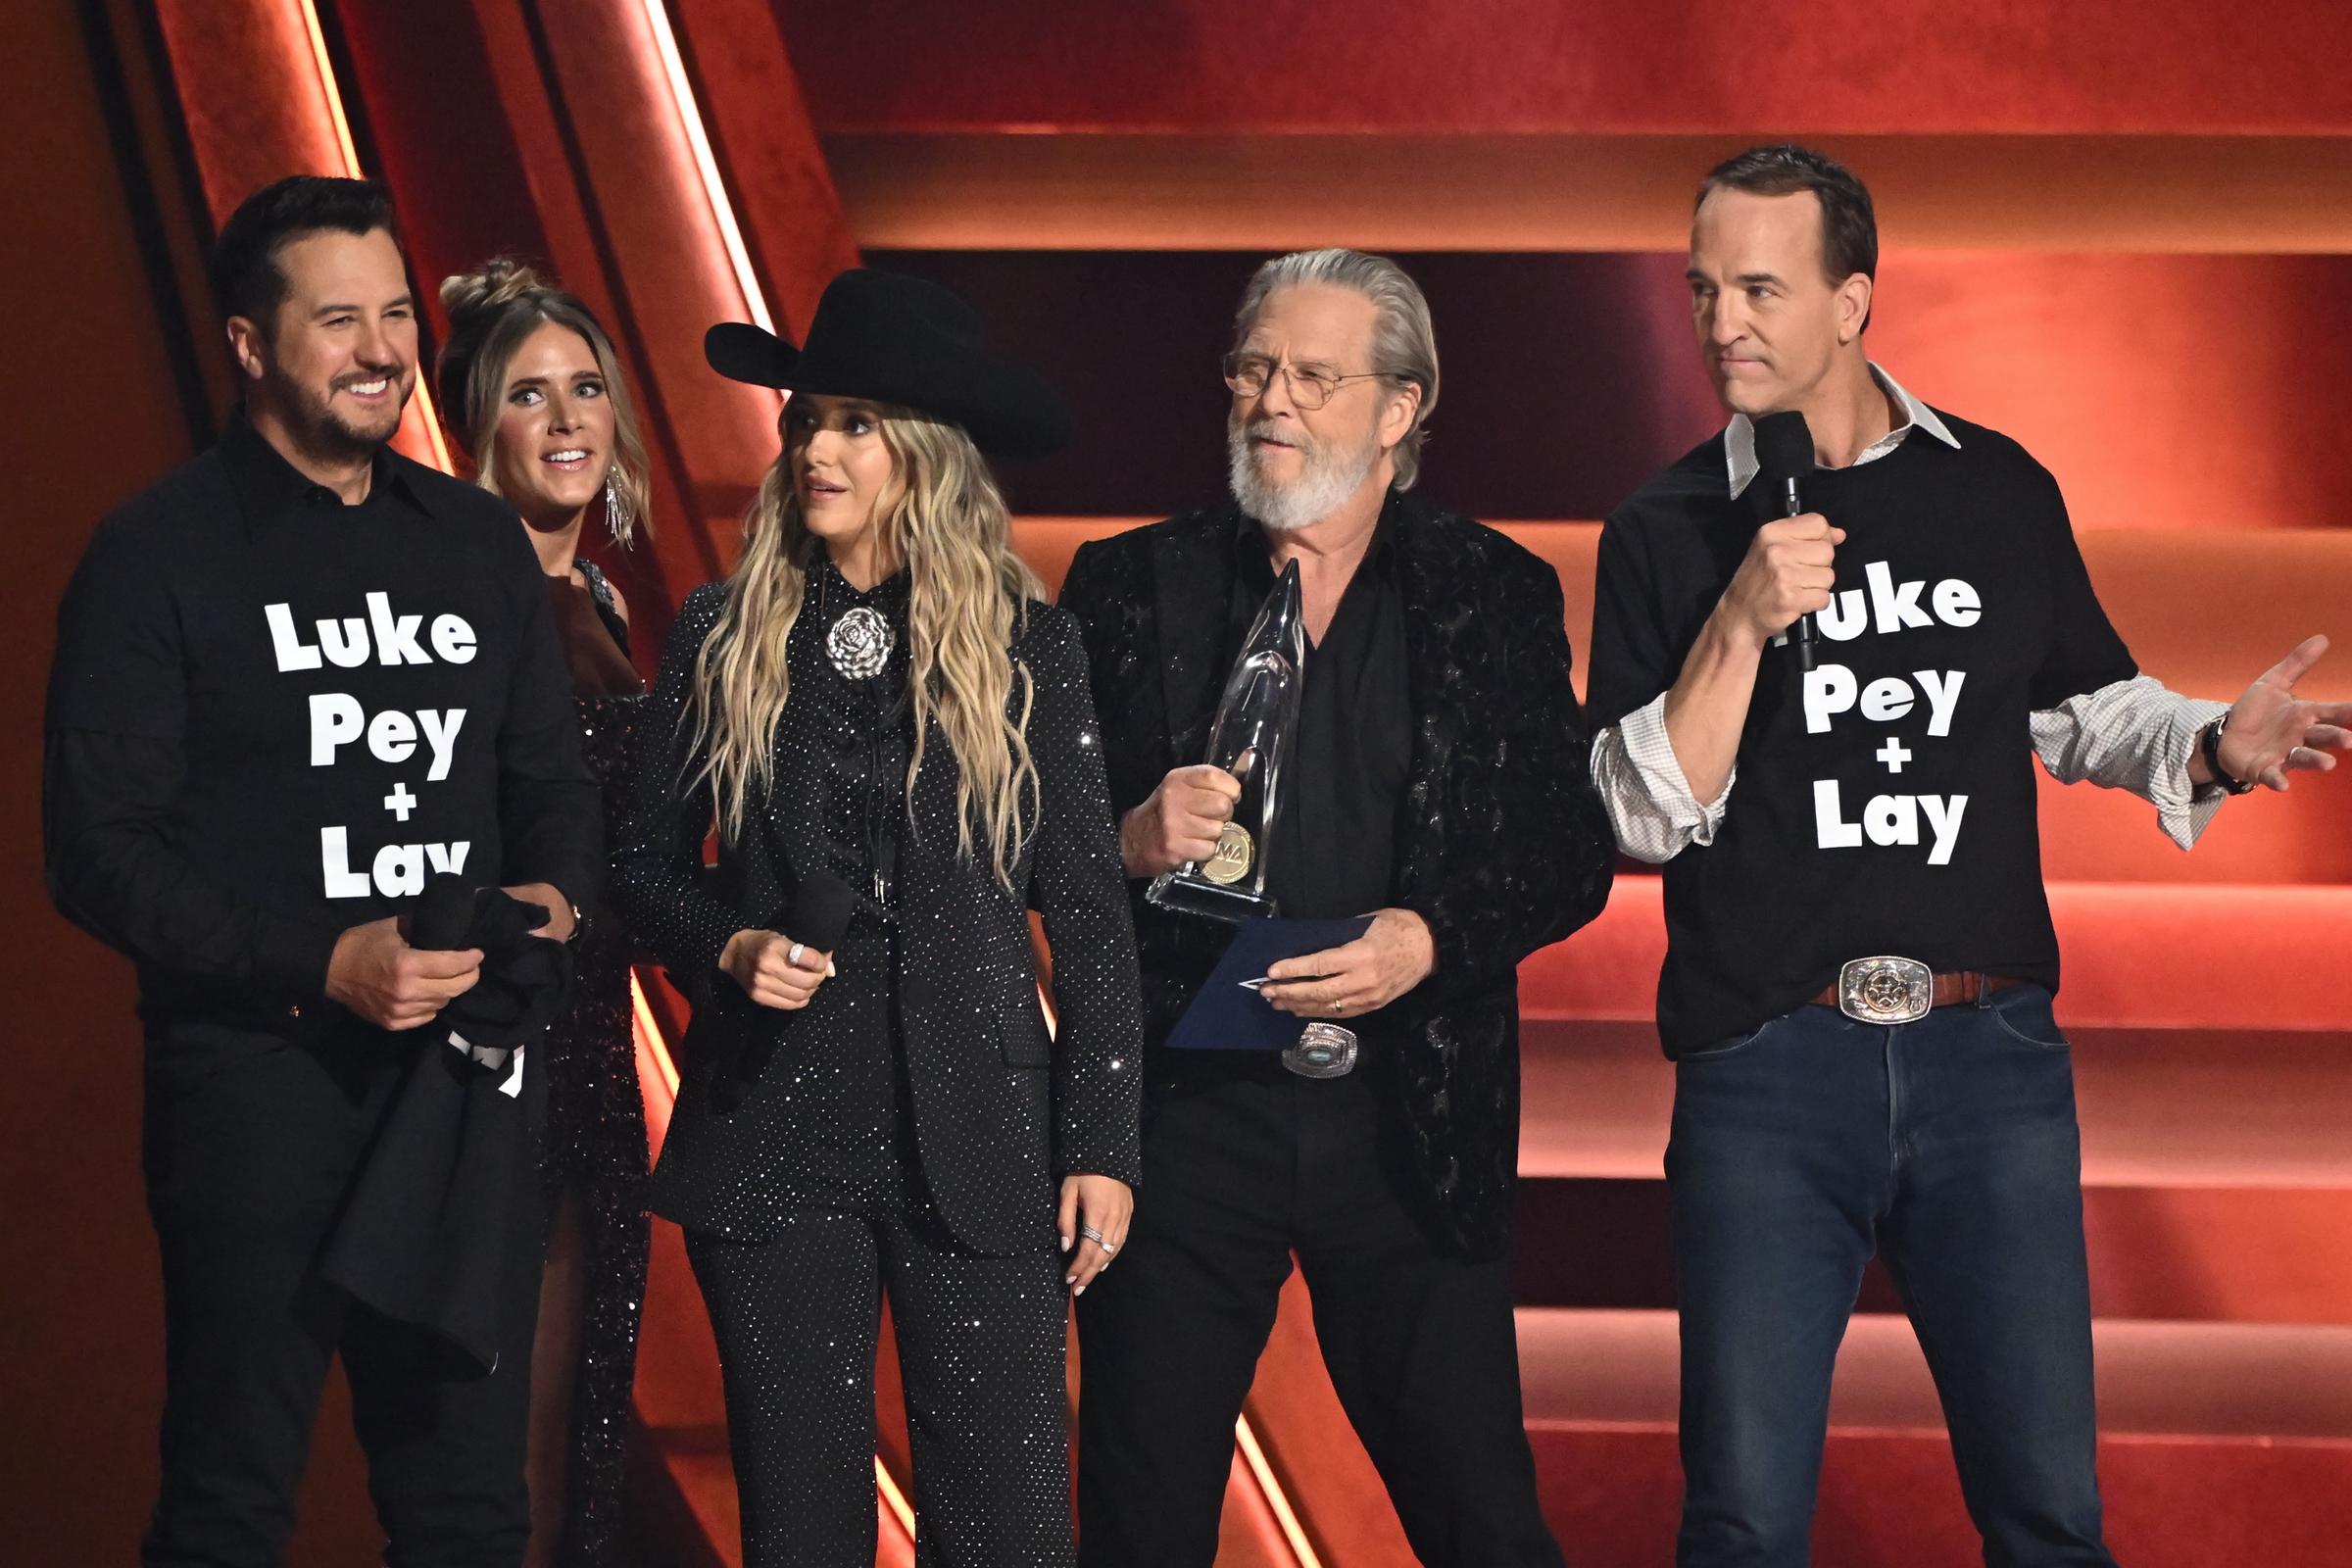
[{"xmin": 44, "ymin": 416, "xmax": 601, "ymax": 1036}]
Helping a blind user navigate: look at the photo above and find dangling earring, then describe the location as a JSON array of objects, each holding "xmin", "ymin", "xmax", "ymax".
[{"xmin": 602, "ymin": 471, "xmax": 632, "ymax": 546}]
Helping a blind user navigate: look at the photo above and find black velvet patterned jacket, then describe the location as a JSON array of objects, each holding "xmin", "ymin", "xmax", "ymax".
[
  {"xmin": 611, "ymin": 582, "xmax": 1144, "ymax": 1255},
  {"xmin": 1058, "ymin": 495, "xmax": 1615, "ymax": 1258}
]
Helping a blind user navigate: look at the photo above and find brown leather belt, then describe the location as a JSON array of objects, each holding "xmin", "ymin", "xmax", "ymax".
[{"xmin": 1808, "ymin": 970, "xmax": 2024, "ymax": 1010}]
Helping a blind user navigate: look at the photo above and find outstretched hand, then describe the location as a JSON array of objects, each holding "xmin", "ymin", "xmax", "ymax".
[{"xmin": 2211, "ymin": 635, "xmax": 2352, "ymax": 791}]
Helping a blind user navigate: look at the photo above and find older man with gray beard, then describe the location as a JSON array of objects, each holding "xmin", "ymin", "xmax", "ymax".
[{"xmin": 1058, "ymin": 249, "xmax": 1615, "ymax": 1567}]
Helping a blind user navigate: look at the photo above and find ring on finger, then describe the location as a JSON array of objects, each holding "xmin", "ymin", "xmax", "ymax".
[
  {"xmin": 786, "ymin": 941, "xmax": 807, "ymax": 967},
  {"xmin": 1079, "ymin": 1224, "xmax": 1106, "ymax": 1247}
]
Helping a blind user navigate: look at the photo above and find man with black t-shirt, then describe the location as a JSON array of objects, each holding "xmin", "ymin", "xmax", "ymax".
[
  {"xmin": 44, "ymin": 177, "xmax": 599, "ymax": 1565},
  {"xmin": 1587, "ymin": 146, "xmax": 2351, "ymax": 1567}
]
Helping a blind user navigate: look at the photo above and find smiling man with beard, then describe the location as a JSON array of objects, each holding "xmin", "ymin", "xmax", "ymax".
[
  {"xmin": 1058, "ymin": 249, "xmax": 1615, "ymax": 1566},
  {"xmin": 44, "ymin": 176, "xmax": 599, "ymax": 1567}
]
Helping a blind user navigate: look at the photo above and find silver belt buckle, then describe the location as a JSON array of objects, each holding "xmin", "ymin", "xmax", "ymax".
[
  {"xmin": 1838, "ymin": 956, "xmax": 1934, "ymax": 1025},
  {"xmin": 1284, "ymin": 1021, "xmax": 1358, "ymax": 1078}
]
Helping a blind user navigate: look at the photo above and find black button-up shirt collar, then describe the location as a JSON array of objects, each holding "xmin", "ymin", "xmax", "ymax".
[
  {"xmin": 44, "ymin": 412, "xmax": 602, "ymax": 1019},
  {"xmin": 219, "ymin": 410, "xmax": 429, "ymax": 533}
]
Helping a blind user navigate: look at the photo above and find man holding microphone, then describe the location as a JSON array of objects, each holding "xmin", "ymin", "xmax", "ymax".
[{"xmin": 1587, "ymin": 144, "xmax": 2350, "ymax": 1567}]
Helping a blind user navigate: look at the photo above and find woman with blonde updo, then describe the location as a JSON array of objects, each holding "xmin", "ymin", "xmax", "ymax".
[
  {"xmin": 610, "ymin": 270, "xmax": 1143, "ymax": 1566},
  {"xmin": 437, "ymin": 259, "xmax": 651, "ymax": 1568}
]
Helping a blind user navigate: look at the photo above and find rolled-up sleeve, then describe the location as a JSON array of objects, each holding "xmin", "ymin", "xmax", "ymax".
[
  {"xmin": 1592, "ymin": 694, "xmax": 1737, "ymax": 864},
  {"xmin": 2032, "ymin": 674, "xmax": 2229, "ymax": 852}
]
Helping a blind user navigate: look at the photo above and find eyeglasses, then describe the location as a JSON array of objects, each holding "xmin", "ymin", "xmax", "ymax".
[{"xmin": 1221, "ymin": 351, "xmax": 1395, "ymax": 411}]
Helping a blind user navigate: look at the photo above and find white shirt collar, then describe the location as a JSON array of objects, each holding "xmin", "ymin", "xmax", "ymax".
[{"xmin": 1723, "ymin": 364, "xmax": 1960, "ymax": 499}]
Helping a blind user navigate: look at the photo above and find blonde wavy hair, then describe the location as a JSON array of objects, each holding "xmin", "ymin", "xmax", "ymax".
[
  {"xmin": 435, "ymin": 259, "xmax": 651, "ymax": 547},
  {"xmin": 684, "ymin": 407, "xmax": 1045, "ymax": 888}
]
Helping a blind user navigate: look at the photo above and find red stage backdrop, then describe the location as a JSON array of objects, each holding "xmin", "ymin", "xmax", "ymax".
[{"xmin": 6, "ymin": 3, "xmax": 2348, "ymax": 1565}]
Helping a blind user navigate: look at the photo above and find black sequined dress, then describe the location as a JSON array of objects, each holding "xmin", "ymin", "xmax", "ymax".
[{"xmin": 540, "ymin": 559, "xmax": 650, "ymax": 1567}]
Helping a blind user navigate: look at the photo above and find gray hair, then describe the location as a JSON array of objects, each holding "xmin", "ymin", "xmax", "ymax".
[{"xmin": 1233, "ymin": 248, "xmax": 1440, "ymax": 491}]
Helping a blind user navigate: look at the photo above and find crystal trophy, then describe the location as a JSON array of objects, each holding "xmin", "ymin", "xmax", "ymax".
[{"xmin": 1147, "ymin": 560, "xmax": 1304, "ymax": 921}]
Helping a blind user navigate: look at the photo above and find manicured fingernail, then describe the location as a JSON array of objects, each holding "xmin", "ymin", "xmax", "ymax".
[
  {"xmin": 1059, "ymin": 1235, "xmax": 1071, "ymax": 1250},
  {"xmin": 1065, "ymin": 1273, "xmax": 1077, "ymax": 1286},
  {"xmin": 1074, "ymin": 1284, "xmax": 1087, "ymax": 1296}
]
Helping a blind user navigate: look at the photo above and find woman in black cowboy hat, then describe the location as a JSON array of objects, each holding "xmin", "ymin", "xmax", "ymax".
[{"xmin": 609, "ymin": 269, "xmax": 1142, "ymax": 1566}]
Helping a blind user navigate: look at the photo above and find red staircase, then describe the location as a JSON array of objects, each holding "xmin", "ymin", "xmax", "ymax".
[
  {"xmin": 67, "ymin": 4, "xmax": 2352, "ymax": 1564},
  {"xmin": 570, "ymin": 11, "xmax": 2352, "ymax": 1555},
  {"xmin": 1513, "ymin": 1015, "xmax": 2352, "ymax": 1565},
  {"xmin": 1491, "ymin": 515, "xmax": 2352, "ymax": 1563},
  {"xmin": 1008, "ymin": 517, "xmax": 2352, "ymax": 1567},
  {"xmin": 620, "ymin": 516, "xmax": 2352, "ymax": 1566}
]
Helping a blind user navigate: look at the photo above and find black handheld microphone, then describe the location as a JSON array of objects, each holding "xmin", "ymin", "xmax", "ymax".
[
  {"xmin": 404, "ymin": 874, "xmax": 481, "ymax": 951},
  {"xmin": 1751, "ymin": 410, "xmax": 1822, "ymax": 673},
  {"xmin": 404, "ymin": 872, "xmax": 550, "ymax": 951},
  {"xmin": 712, "ymin": 868, "xmax": 858, "ymax": 1113}
]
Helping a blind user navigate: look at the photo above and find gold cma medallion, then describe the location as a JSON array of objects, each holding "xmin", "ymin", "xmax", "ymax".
[{"xmin": 1200, "ymin": 821, "xmax": 1254, "ymax": 884}]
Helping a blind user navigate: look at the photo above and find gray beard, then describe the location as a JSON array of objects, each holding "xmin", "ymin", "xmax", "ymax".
[{"xmin": 1226, "ymin": 418, "xmax": 1380, "ymax": 534}]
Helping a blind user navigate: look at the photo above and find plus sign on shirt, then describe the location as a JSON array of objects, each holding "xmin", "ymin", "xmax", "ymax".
[
  {"xmin": 43, "ymin": 415, "xmax": 601, "ymax": 1037},
  {"xmin": 1584, "ymin": 367, "xmax": 2232, "ymax": 1053}
]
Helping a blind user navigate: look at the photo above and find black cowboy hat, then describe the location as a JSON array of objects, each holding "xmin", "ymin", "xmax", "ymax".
[{"xmin": 705, "ymin": 269, "xmax": 1069, "ymax": 460}]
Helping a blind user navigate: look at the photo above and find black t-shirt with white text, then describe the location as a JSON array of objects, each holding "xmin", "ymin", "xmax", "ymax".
[
  {"xmin": 45, "ymin": 417, "xmax": 600, "ymax": 1035},
  {"xmin": 1588, "ymin": 416, "xmax": 2137, "ymax": 1054}
]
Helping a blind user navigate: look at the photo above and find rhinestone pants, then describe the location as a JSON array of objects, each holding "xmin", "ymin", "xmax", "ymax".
[{"xmin": 686, "ymin": 1208, "xmax": 1074, "ymax": 1567}]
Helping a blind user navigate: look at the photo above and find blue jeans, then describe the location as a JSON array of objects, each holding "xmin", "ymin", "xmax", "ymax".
[{"xmin": 1668, "ymin": 987, "xmax": 2119, "ymax": 1568}]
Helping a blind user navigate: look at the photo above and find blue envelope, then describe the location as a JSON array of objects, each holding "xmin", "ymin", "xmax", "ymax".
[{"xmin": 1164, "ymin": 915, "xmax": 1375, "ymax": 1052}]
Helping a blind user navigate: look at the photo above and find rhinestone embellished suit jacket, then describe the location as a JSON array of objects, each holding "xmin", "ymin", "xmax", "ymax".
[
  {"xmin": 612, "ymin": 582, "xmax": 1145, "ymax": 1255},
  {"xmin": 1059, "ymin": 496, "xmax": 1615, "ymax": 1258}
]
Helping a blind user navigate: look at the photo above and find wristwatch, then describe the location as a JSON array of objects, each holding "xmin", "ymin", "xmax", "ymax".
[{"xmin": 2198, "ymin": 711, "xmax": 2258, "ymax": 796}]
